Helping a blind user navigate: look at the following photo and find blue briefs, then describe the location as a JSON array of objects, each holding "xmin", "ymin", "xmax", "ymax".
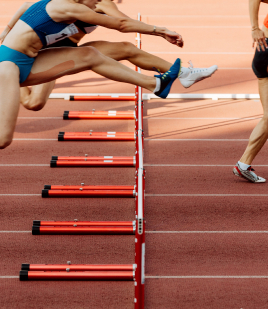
[{"xmin": 0, "ymin": 45, "xmax": 35, "ymax": 83}]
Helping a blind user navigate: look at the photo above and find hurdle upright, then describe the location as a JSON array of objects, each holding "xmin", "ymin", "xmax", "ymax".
[{"xmin": 134, "ymin": 13, "xmax": 145, "ymax": 309}]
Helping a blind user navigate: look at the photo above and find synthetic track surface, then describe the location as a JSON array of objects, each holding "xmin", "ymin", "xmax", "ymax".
[{"xmin": 1, "ymin": 0, "xmax": 268, "ymax": 308}]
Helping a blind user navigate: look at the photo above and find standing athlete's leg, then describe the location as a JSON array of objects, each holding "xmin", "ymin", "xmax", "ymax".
[
  {"xmin": 233, "ymin": 44, "xmax": 268, "ymax": 183},
  {"xmin": 233, "ymin": 78, "xmax": 268, "ymax": 183},
  {"xmin": 0, "ymin": 62, "xmax": 21, "ymax": 149},
  {"xmin": 239, "ymin": 78, "xmax": 268, "ymax": 165},
  {"xmin": 20, "ymin": 81, "xmax": 56, "ymax": 111}
]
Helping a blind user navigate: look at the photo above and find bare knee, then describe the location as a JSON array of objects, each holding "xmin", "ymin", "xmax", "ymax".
[
  {"xmin": 120, "ymin": 42, "xmax": 138, "ymax": 58},
  {"xmin": 22, "ymin": 96, "xmax": 46, "ymax": 111},
  {"xmin": 78, "ymin": 46, "xmax": 103, "ymax": 68},
  {"xmin": 0, "ymin": 137, "xmax": 12, "ymax": 149}
]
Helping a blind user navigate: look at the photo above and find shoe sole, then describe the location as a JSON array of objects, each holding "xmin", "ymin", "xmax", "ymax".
[{"xmin": 181, "ymin": 66, "xmax": 218, "ymax": 88}]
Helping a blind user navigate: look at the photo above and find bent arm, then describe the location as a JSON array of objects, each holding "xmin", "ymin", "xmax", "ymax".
[
  {"xmin": 0, "ymin": 2, "xmax": 34, "ymax": 43},
  {"xmin": 62, "ymin": 2, "xmax": 183, "ymax": 47}
]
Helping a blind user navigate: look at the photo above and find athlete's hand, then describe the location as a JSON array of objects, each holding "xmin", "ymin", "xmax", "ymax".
[
  {"xmin": 252, "ymin": 28, "xmax": 268, "ymax": 51},
  {"xmin": 164, "ymin": 31, "xmax": 184, "ymax": 48}
]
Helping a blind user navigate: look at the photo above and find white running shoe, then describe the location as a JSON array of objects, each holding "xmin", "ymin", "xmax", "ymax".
[
  {"xmin": 233, "ymin": 162, "xmax": 266, "ymax": 183},
  {"xmin": 179, "ymin": 61, "xmax": 218, "ymax": 88}
]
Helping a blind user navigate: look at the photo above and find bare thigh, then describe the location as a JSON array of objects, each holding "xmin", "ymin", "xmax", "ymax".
[
  {"xmin": 0, "ymin": 62, "xmax": 21, "ymax": 148},
  {"xmin": 21, "ymin": 46, "xmax": 98, "ymax": 87},
  {"xmin": 79, "ymin": 41, "xmax": 131, "ymax": 60}
]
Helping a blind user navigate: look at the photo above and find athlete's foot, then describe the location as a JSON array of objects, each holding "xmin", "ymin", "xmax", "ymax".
[
  {"xmin": 154, "ymin": 58, "xmax": 181, "ymax": 99},
  {"xmin": 233, "ymin": 162, "xmax": 266, "ymax": 183},
  {"xmin": 179, "ymin": 61, "xmax": 218, "ymax": 88}
]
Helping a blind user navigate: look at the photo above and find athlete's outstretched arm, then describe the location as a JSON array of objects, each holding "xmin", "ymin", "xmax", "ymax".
[
  {"xmin": 0, "ymin": 2, "xmax": 34, "ymax": 43},
  {"xmin": 62, "ymin": 2, "xmax": 183, "ymax": 47},
  {"xmin": 249, "ymin": 0, "xmax": 268, "ymax": 50}
]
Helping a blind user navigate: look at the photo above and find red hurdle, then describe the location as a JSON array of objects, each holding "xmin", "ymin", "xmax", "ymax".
[
  {"xmin": 63, "ymin": 110, "xmax": 135, "ymax": 120},
  {"xmin": 50, "ymin": 155, "xmax": 136, "ymax": 167},
  {"xmin": 52, "ymin": 155, "xmax": 134, "ymax": 161},
  {"xmin": 32, "ymin": 226, "xmax": 135, "ymax": 235},
  {"xmin": 20, "ymin": 270, "xmax": 134, "ymax": 281},
  {"xmin": 33, "ymin": 220, "xmax": 135, "ymax": 226},
  {"xmin": 21, "ymin": 263, "xmax": 135, "ymax": 271},
  {"xmin": 42, "ymin": 189, "xmax": 136, "ymax": 198},
  {"xmin": 43, "ymin": 185, "xmax": 135, "ymax": 190},
  {"xmin": 58, "ymin": 131, "xmax": 135, "ymax": 141}
]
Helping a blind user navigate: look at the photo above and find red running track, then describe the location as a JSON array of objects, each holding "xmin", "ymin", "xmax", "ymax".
[{"xmin": 2, "ymin": 0, "xmax": 268, "ymax": 308}]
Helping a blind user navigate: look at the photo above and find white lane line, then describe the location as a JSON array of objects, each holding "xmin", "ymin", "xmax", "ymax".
[
  {"xmin": 144, "ymin": 164, "xmax": 268, "ymax": 167},
  {"xmin": 145, "ymin": 194, "xmax": 268, "ymax": 197},
  {"xmin": 145, "ymin": 139, "xmax": 249, "ymax": 141},
  {"xmin": 146, "ymin": 276, "xmax": 268, "ymax": 279},
  {"xmin": 164, "ymin": 26, "xmax": 251, "ymax": 28},
  {"xmin": 149, "ymin": 52, "xmax": 253, "ymax": 55},
  {"xmin": 13, "ymin": 139, "xmax": 58, "ymax": 141},
  {"xmin": 145, "ymin": 117, "xmax": 261, "ymax": 120},
  {"xmin": 0, "ymin": 194, "xmax": 40, "ymax": 196},
  {"xmin": 217, "ymin": 68, "xmax": 252, "ymax": 70},
  {"xmin": 0, "ymin": 231, "xmax": 31, "ymax": 233},
  {"xmin": 143, "ymin": 15, "xmax": 266, "ymax": 18},
  {"xmin": 146, "ymin": 231, "xmax": 268, "ymax": 234},
  {"xmin": 0, "ymin": 164, "xmax": 49, "ymax": 167},
  {"xmin": 18, "ymin": 117, "xmax": 62, "ymax": 119},
  {"xmin": 0, "ymin": 276, "xmax": 19, "ymax": 279}
]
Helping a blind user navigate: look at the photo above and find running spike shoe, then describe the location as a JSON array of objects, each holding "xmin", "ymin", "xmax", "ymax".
[
  {"xmin": 179, "ymin": 61, "xmax": 218, "ymax": 88},
  {"xmin": 154, "ymin": 58, "xmax": 181, "ymax": 98},
  {"xmin": 233, "ymin": 162, "xmax": 266, "ymax": 183}
]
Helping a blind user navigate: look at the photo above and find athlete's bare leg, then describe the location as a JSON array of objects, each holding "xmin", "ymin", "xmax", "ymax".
[
  {"xmin": 21, "ymin": 41, "xmax": 172, "ymax": 111},
  {"xmin": 81, "ymin": 40, "xmax": 172, "ymax": 72},
  {"xmin": 21, "ymin": 46, "xmax": 157, "ymax": 90},
  {"xmin": 239, "ymin": 77, "xmax": 268, "ymax": 164},
  {"xmin": 1, "ymin": 46, "xmax": 171, "ymax": 148},
  {"xmin": 0, "ymin": 62, "xmax": 20, "ymax": 149},
  {"xmin": 20, "ymin": 81, "xmax": 56, "ymax": 110}
]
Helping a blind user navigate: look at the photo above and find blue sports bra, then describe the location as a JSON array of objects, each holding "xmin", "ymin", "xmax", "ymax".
[{"xmin": 20, "ymin": 0, "xmax": 98, "ymax": 47}]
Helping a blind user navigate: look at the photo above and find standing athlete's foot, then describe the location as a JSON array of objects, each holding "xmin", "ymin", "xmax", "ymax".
[
  {"xmin": 154, "ymin": 58, "xmax": 181, "ymax": 98},
  {"xmin": 179, "ymin": 61, "xmax": 218, "ymax": 88},
  {"xmin": 233, "ymin": 162, "xmax": 266, "ymax": 183}
]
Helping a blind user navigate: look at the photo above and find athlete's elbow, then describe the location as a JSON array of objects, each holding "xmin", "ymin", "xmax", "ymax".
[{"xmin": 118, "ymin": 18, "xmax": 131, "ymax": 32}]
